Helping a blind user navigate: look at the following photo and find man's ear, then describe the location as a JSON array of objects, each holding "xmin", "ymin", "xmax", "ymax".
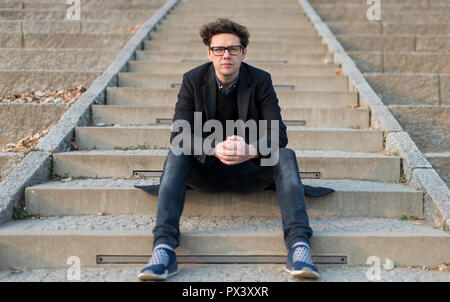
[
  {"xmin": 206, "ymin": 48, "xmax": 213, "ymax": 61},
  {"xmin": 242, "ymin": 47, "xmax": 247, "ymax": 60}
]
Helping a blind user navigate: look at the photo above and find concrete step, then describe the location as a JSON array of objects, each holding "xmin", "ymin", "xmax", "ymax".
[
  {"xmin": 327, "ymin": 21, "xmax": 450, "ymax": 36},
  {"xmin": 348, "ymin": 51, "xmax": 450, "ymax": 74},
  {"xmin": 163, "ymin": 14, "xmax": 310, "ymax": 22},
  {"xmin": 0, "ymin": 20, "xmax": 152, "ymax": 34},
  {"xmin": 162, "ymin": 19, "xmax": 313, "ymax": 28},
  {"xmin": 127, "ymin": 61, "xmax": 340, "ymax": 76},
  {"xmin": 0, "ymin": 48, "xmax": 118, "ymax": 70},
  {"xmin": 159, "ymin": 19, "xmax": 314, "ymax": 29},
  {"xmin": 167, "ymin": 13, "xmax": 308, "ymax": 20},
  {"xmin": 106, "ymin": 88, "xmax": 358, "ymax": 108},
  {"xmin": 26, "ymin": 178, "xmax": 418, "ymax": 218},
  {"xmin": 164, "ymin": 10, "xmax": 308, "ymax": 17},
  {"xmin": 314, "ymin": 8, "xmax": 449, "ymax": 22},
  {"xmin": 0, "ymin": 8, "xmax": 157, "ymax": 21},
  {"xmin": 3, "ymin": 263, "xmax": 448, "ymax": 282},
  {"xmin": 143, "ymin": 40, "xmax": 327, "ymax": 53},
  {"xmin": 0, "ymin": 0, "xmax": 21, "ymax": 9},
  {"xmin": 149, "ymin": 31, "xmax": 321, "ymax": 41},
  {"xmin": 52, "ymin": 150, "xmax": 399, "ymax": 182},
  {"xmin": 135, "ymin": 50, "xmax": 332, "ymax": 64},
  {"xmin": 74, "ymin": 126, "xmax": 384, "ymax": 152},
  {"xmin": 154, "ymin": 24, "xmax": 316, "ymax": 35},
  {"xmin": 314, "ymin": 3, "xmax": 450, "ymax": 12},
  {"xmin": 169, "ymin": 6, "xmax": 306, "ymax": 13},
  {"xmin": 118, "ymin": 73, "xmax": 348, "ymax": 92},
  {"xmin": 0, "ymin": 32, "xmax": 132, "ymax": 49},
  {"xmin": 21, "ymin": 0, "xmax": 164, "ymax": 10},
  {"xmin": 0, "ymin": 215, "xmax": 448, "ymax": 269},
  {"xmin": 92, "ymin": 105, "xmax": 370, "ymax": 129},
  {"xmin": 0, "ymin": 70, "xmax": 99, "ymax": 95}
]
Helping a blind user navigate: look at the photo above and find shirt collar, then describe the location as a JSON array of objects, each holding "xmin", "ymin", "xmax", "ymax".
[{"xmin": 215, "ymin": 74, "xmax": 239, "ymax": 95}]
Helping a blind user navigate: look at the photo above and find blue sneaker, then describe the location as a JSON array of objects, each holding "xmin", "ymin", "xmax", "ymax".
[
  {"xmin": 284, "ymin": 242, "xmax": 320, "ymax": 279},
  {"xmin": 138, "ymin": 247, "xmax": 179, "ymax": 281}
]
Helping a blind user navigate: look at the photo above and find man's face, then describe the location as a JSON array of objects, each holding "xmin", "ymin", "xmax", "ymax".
[{"xmin": 207, "ymin": 33, "xmax": 247, "ymax": 82}]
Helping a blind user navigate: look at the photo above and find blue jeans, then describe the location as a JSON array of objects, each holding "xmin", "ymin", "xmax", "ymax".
[{"xmin": 152, "ymin": 147, "xmax": 313, "ymax": 250}]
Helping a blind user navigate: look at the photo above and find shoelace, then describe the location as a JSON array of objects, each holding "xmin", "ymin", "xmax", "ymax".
[
  {"xmin": 292, "ymin": 243, "xmax": 314, "ymax": 265},
  {"xmin": 148, "ymin": 248, "xmax": 170, "ymax": 267}
]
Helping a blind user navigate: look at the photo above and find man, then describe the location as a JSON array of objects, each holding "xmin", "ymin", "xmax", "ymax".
[{"xmin": 137, "ymin": 18, "xmax": 329, "ymax": 281}]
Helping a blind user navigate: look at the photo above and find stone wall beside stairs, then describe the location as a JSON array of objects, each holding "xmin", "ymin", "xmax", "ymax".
[{"xmin": 309, "ymin": 0, "xmax": 450, "ymax": 187}]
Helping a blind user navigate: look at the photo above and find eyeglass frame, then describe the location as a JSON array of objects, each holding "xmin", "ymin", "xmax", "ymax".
[{"xmin": 208, "ymin": 45, "xmax": 244, "ymax": 56}]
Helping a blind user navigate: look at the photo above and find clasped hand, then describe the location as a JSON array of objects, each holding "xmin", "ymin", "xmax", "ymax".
[{"xmin": 213, "ymin": 135, "xmax": 259, "ymax": 165}]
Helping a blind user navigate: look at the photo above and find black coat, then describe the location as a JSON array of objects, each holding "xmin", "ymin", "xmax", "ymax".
[
  {"xmin": 170, "ymin": 61, "xmax": 288, "ymax": 165},
  {"xmin": 135, "ymin": 62, "xmax": 334, "ymax": 197}
]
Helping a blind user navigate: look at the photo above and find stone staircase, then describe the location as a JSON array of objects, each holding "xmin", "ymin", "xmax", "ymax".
[{"xmin": 0, "ymin": 0, "xmax": 449, "ymax": 278}]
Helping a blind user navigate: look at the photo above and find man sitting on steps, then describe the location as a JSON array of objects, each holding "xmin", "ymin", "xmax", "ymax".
[{"xmin": 135, "ymin": 18, "xmax": 333, "ymax": 281}]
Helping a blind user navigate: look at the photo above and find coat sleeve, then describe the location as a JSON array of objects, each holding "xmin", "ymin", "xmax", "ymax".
[{"xmin": 256, "ymin": 73, "xmax": 288, "ymax": 159}]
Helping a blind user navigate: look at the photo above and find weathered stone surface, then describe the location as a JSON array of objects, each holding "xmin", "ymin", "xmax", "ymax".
[
  {"xmin": 0, "ymin": 71, "xmax": 99, "ymax": 95},
  {"xmin": 82, "ymin": 0, "xmax": 166, "ymax": 10},
  {"xmin": 327, "ymin": 22, "xmax": 381, "ymax": 35},
  {"xmin": 411, "ymin": 168, "xmax": 450, "ymax": 226},
  {"xmin": 440, "ymin": 74, "xmax": 450, "ymax": 105},
  {"xmin": 0, "ymin": 152, "xmax": 24, "ymax": 177},
  {"xmin": 0, "ymin": 0, "xmax": 22, "ymax": 9},
  {"xmin": 22, "ymin": 20, "xmax": 81, "ymax": 33},
  {"xmin": 336, "ymin": 35, "xmax": 414, "ymax": 52},
  {"xmin": 0, "ymin": 9, "xmax": 66, "ymax": 20},
  {"xmin": 0, "ymin": 104, "xmax": 68, "ymax": 149},
  {"xmin": 1, "ymin": 263, "xmax": 450, "ymax": 282},
  {"xmin": 0, "ymin": 151, "xmax": 52, "ymax": 224},
  {"xmin": 347, "ymin": 51, "xmax": 382, "ymax": 73},
  {"xmin": 426, "ymin": 155, "xmax": 450, "ymax": 188},
  {"xmin": 0, "ymin": 49, "xmax": 117, "ymax": 71},
  {"xmin": 0, "ymin": 20, "xmax": 20, "ymax": 31},
  {"xmin": 310, "ymin": 0, "xmax": 428, "ymax": 4},
  {"xmin": 365, "ymin": 73, "xmax": 440, "ymax": 105},
  {"xmin": 416, "ymin": 36, "xmax": 450, "ymax": 52},
  {"xmin": 23, "ymin": 33, "xmax": 132, "ymax": 49},
  {"xmin": 315, "ymin": 6, "xmax": 449, "ymax": 22},
  {"xmin": 383, "ymin": 52, "xmax": 450, "ymax": 74},
  {"xmin": 0, "ymin": 33, "xmax": 21, "ymax": 47},
  {"xmin": 385, "ymin": 131, "xmax": 432, "ymax": 182},
  {"xmin": 383, "ymin": 23, "xmax": 450, "ymax": 35},
  {"xmin": 388, "ymin": 105, "xmax": 450, "ymax": 153}
]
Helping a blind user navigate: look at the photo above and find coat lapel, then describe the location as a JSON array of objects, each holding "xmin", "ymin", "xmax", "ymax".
[
  {"xmin": 237, "ymin": 64, "xmax": 251, "ymax": 121},
  {"xmin": 202, "ymin": 63, "xmax": 217, "ymax": 120}
]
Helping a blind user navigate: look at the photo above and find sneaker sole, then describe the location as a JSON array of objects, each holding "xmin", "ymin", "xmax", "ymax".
[
  {"xmin": 137, "ymin": 268, "xmax": 180, "ymax": 281},
  {"xmin": 284, "ymin": 266, "xmax": 320, "ymax": 279}
]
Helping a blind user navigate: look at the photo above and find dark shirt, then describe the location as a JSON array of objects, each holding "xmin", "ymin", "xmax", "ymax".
[
  {"xmin": 215, "ymin": 75, "xmax": 239, "ymax": 142},
  {"xmin": 215, "ymin": 74, "xmax": 239, "ymax": 95}
]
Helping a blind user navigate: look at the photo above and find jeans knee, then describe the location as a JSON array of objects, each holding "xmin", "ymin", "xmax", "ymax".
[
  {"xmin": 277, "ymin": 148, "xmax": 296, "ymax": 166},
  {"xmin": 166, "ymin": 149, "xmax": 193, "ymax": 167}
]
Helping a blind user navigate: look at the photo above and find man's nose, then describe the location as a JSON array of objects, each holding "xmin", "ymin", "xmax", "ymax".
[{"xmin": 223, "ymin": 49, "xmax": 232, "ymax": 58}]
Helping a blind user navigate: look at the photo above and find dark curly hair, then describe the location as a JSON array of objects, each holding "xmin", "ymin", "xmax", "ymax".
[{"xmin": 199, "ymin": 18, "xmax": 250, "ymax": 48}]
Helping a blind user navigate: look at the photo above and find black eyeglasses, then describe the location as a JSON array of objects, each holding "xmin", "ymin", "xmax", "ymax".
[{"xmin": 209, "ymin": 45, "xmax": 243, "ymax": 56}]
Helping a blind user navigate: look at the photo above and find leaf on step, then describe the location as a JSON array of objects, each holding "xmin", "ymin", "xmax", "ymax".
[{"xmin": 437, "ymin": 263, "xmax": 449, "ymax": 272}]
